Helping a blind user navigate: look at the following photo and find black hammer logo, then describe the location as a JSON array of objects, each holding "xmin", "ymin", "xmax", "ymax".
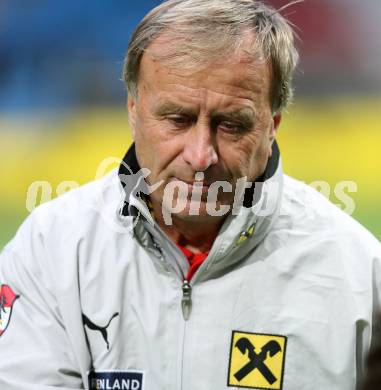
[
  {"xmin": 228, "ymin": 331, "xmax": 287, "ymax": 390},
  {"xmin": 83, "ymin": 312, "xmax": 119, "ymax": 350},
  {"xmin": 234, "ymin": 338, "xmax": 281, "ymax": 384}
]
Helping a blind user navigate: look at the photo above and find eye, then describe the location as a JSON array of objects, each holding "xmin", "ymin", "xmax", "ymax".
[
  {"xmin": 218, "ymin": 121, "xmax": 247, "ymax": 134},
  {"xmin": 167, "ymin": 115, "xmax": 192, "ymax": 127}
]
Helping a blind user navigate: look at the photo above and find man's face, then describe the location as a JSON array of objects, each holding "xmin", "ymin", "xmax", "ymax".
[{"xmin": 128, "ymin": 38, "xmax": 281, "ymax": 224}]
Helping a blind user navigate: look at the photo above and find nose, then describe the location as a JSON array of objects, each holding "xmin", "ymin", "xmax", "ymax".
[{"xmin": 182, "ymin": 122, "xmax": 218, "ymax": 171}]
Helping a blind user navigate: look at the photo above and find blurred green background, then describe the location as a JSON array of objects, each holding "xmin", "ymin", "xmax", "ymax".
[{"xmin": 1, "ymin": 1, "xmax": 380, "ymax": 249}]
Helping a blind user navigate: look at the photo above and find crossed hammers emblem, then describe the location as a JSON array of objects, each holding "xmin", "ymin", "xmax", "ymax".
[{"xmin": 234, "ymin": 337, "xmax": 282, "ymax": 384}]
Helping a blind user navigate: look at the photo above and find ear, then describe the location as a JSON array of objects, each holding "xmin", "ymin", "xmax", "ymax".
[
  {"xmin": 127, "ymin": 96, "xmax": 137, "ymax": 139},
  {"xmin": 269, "ymin": 112, "xmax": 282, "ymax": 156}
]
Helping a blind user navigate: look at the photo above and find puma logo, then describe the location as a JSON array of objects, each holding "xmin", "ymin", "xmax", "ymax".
[{"xmin": 82, "ymin": 312, "xmax": 119, "ymax": 350}]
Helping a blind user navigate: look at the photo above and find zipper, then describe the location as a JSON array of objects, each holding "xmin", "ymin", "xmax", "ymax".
[
  {"xmin": 181, "ymin": 279, "xmax": 192, "ymax": 321},
  {"xmin": 179, "ymin": 311, "xmax": 187, "ymax": 390},
  {"xmin": 178, "ymin": 279, "xmax": 192, "ymax": 390}
]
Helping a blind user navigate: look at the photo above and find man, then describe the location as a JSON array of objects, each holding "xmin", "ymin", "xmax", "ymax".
[{"xmin": 0, "ymin": 1, "xmax": 380, "ymax": 389}]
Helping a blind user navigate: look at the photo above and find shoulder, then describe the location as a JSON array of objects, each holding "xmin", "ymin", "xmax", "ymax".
[
  {"xmin": 34, "ymin": 168, "xmax": 121, "ymax": 220},
  {"xmin": 278, "ymin": 174, "xmax": 381, "ymax": 256},
  {"xmin": 2, "ymin": 169, "xmax": 133, "ymax": 263},
  {"xmin": 33, "ymin": 169, "xmax": 127, "ymax": 230}
]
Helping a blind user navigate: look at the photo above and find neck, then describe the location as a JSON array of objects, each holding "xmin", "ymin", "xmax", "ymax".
[{"xmin": 153, "ymin": 208, "xmax": 226, "ymax": 253}]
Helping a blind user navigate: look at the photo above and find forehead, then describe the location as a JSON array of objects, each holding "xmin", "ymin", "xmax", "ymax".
[{"xmin": 138, "ymin": 33, "xmax": 272, "ymax": 105}]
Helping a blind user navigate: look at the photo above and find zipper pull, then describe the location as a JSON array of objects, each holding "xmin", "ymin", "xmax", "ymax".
[{"xmin": 181, "ymin": 280, "xmax": 192, "ymax": 321}]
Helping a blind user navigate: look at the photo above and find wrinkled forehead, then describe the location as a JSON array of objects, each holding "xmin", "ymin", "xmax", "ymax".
[
  {"xmin": 138, "ymin": 29, "xmax": 272, "ymax": 101},
  {"xmin": 145, "ymin": 27, "xmax": 268, "ymax": 70}
]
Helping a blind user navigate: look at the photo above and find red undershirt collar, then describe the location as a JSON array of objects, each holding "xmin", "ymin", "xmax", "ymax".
[{"xmin": 177, "ymin": 245, "xmax": 209, "ymax": 281}]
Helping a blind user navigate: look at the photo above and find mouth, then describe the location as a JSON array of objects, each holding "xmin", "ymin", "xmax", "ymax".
[{"xmin": 173, "ymin": 178, "xmax": 213, "ymax": 194}]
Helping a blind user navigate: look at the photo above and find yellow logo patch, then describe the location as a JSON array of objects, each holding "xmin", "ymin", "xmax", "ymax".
[{"xmin": 228, "ymin": 331, "xmax": 287, "ymax": 390}]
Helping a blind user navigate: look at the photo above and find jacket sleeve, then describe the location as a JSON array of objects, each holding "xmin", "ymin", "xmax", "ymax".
[{"xmin": 0, "ymin": 211, "xmax": 85, "ymax": 389}]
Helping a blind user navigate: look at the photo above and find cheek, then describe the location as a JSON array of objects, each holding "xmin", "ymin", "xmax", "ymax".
[
  {"xmin": 248, "ymin": 137, "xmax": 272, "ymax": 180},
  {"xmin": 134, "ymin": 117, "xmax": 183, "ymax": 179},
  {"xmin": 224, "ymin": 131, "xmax": 271, "ymax": 181},
  {"xmin": 133, "ymin": 115, "xmax": 161, "ymax": 175}
]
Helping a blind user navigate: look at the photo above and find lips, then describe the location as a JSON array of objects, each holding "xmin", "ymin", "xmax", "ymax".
[
  {"xmin": 172, "ymin": 178, "xmax": 212, "ymax": 195},
  {"xmin": 176, "ymin": 177, "xmax": 217, "ymax": 186},
  {"xmin": 184, "ymin": 180, "xmax": 212, "ymax": 187},
  {"xmin": 178, "ymin": 178, "xmax": 213, "ymax": 186}
]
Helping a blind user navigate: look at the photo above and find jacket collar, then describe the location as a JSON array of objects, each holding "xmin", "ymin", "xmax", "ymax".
[
  {"xmin": 118, "ymin": 141, "xmax": 280, "ymax": 211},
  {"xmin": 117, "ymin": 142, "xmax": 283, "ymax": 279}
]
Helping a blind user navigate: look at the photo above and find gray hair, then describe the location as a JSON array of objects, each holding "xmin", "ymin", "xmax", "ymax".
[{"xmin": 123, "ymin": 0, "xmax": 300, "ymax": 113}]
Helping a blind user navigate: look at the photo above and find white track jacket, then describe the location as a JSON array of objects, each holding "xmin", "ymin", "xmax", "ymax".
[{"xmin": 0, "ymin": 144, "xmax": 380, "ymax": 390}]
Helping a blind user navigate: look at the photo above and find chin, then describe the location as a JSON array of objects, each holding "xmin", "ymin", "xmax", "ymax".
[
  {"xmin": 174, "ymin": 211, "xmax": 227, "ymax": 224},
  {"xmin": 161, "ymin": 197, "xmax": 231, "ymax": 224}
]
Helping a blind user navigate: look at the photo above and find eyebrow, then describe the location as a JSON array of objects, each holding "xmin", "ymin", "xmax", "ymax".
[
  {"xmin": 154, "ymin": 102, "xmax": 255, "ymax": 126},
  {"xmin": 212, "ymin": 109, "xmax": 255, "ymax": 127},
  {"xmin": 154, "ymin": 102, "xmax": 198, "ymax": 117}
]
